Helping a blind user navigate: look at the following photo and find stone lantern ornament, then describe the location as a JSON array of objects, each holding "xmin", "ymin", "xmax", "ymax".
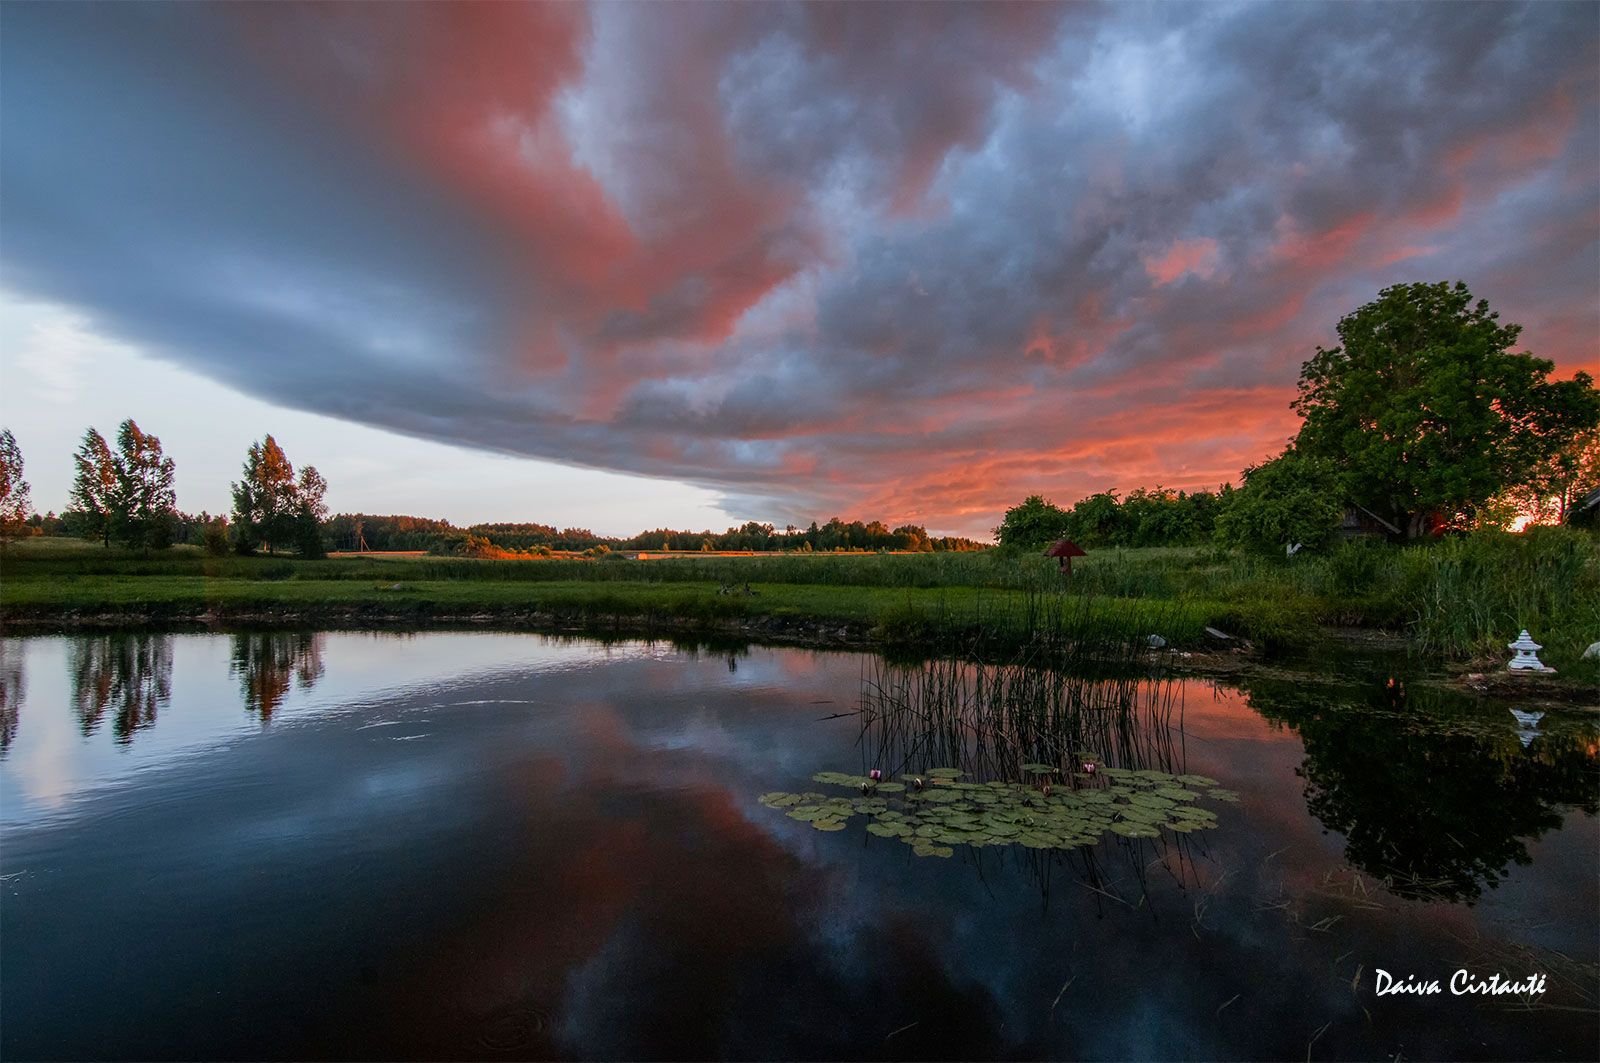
[{"xmin": 1507, "ymin": 630, "xmax": 1555, "ymax": 674}]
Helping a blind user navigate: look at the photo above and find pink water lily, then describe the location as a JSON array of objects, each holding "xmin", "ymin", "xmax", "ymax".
[
  {"xmin": 869, "ymin": 769, "xmax": 883, "ymax": 781},
  {"xmin": 1081, "ymin": 761, "xmax": 1097, "ymax": 775}
]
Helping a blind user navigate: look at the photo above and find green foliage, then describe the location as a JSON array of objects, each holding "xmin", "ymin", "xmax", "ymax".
[
  {"xmin": 0, "ymin": 428, "xmax": 32, "ymax": 540},
  {"xmin": 1213, "ymin": 448, "xmax": 1344, "ymax": 553},
  {"xmin": 1293, "ymin": 281, "xmax": 1600, "ymax": 537},
  {"xmin": 5, "ymin": 532, "xmax": 1594, "ymax": 676},
  {"xmin": 231, "ymin": 436, "xmax": 327, "ymax": 558},
  {"xmin": 69, "ymin": 427, "xmax": 117, "ymax": 546},
  {"xmin": 994, "ymin": 494, "xmax": 1070, "ymax": 551},
  {"xmin": 997, "ymin": 489, "xmax": 1225, "ymax": 552},
  {"xmin": 1496, "ymin": 428, "xmax": 1600, "ymax": 527},
  {"xmin": 106, "ymin": 416, "xmax": 178, "ymax": 547},
  {"xmin": 327, "ymin": 514, "xmax": 981, "ymax": 554},
  {"xmin": 1063, "ymin": 491, "xmax": 1123, "ymax": 547},
  {"xmin": 759, "ymin": 767, "xmax": 1229, "ymax": 854},
  {"xmin": 1400, "ymin": 526, "xmax": 1600, "ymax": 671},
  {"xmin": 202, "ymin": 520, "xmax": 231, "ymax": 557}
]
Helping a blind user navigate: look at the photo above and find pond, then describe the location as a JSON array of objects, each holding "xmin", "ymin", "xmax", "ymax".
[{"xmin": 0, "ymin": 631, "xmax": 1595, "ymax": 1060}]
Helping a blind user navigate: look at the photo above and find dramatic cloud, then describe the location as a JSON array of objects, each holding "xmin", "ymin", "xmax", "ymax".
[{"xmin": 2, "ymin": 1, "xmax": 1594, "ymax": 534}]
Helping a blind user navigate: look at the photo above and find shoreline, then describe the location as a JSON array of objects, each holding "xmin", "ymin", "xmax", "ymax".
[{"xmin": 4, "ymin": 602, "xmax": 1592, "ymax": 707}]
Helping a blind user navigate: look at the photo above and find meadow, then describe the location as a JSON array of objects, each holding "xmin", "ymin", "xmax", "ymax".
[{"xmin": 2, "ymin": 529, "xmax": 1596, "ymax": 676}]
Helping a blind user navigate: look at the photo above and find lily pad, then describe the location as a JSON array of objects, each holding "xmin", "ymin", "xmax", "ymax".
[
  {"xmin": 1111, "ymin": 820, "xmax": 1160, "ymax": 838},
  {"xmin": 762, "ymin": 764, "xmax": 1230, "ymax": 854}
]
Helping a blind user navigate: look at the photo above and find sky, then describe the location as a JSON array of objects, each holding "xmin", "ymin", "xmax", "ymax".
[{"xmin": 1, "ymin": 2, "xmax": 1596, "ymax": 538}]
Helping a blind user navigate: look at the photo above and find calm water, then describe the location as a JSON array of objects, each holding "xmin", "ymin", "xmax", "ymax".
[{"xmin": 0, "ymin": 632, "xmax": 1595, "ymax": 1061}]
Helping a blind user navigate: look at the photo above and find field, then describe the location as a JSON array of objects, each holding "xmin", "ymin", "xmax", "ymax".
[{"xmin": 2, "ymin": 531, "xmax": 1597, "ymax": 677}]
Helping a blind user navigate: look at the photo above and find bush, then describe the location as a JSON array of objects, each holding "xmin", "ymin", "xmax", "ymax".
[
  {"xmin": 1215, "ymin": 449, "xmax": 1344, "ymax": 553},
  {"xmin": 203, "ymin": 522, "xmax": 231, "ymax": 557},
  {"xmin": 295, "ymin": 515, "xmax": 326, "ymax": 560}
]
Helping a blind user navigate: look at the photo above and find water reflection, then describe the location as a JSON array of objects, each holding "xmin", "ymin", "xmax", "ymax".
[
  {"xmin": 861, "ymin": 657, "xmax": 1187, "ymax": 777},
  {"xmin": 230, "ymin": 632, "xmax": 325, "ymax": 722},
  {"xmin": 69, "ymin": 633, "xmax": 172, "ymax": 745},
  {"xmin": 1242, "ymin": 675, "xmax": 1600, "ymax": 902},
  {"xmin": 856, "ymin": 658, "xmax": 1210, "ymax": 903},
  {"xmin": 0, "ymin": 642, "xmax": 21, "ymax": 755},
  {"xmin": 0, "ymin": 633, "xmax": 1594, "ymax": 1060}
]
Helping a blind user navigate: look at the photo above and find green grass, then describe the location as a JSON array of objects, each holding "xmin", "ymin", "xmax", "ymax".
[
  {"xmin": 4, "ymin": 531, "xmax": 1596, "ymax": 675},
  {"xmin": 0, "ymin": 540, "xmax": 1210, "ymax": 662}
]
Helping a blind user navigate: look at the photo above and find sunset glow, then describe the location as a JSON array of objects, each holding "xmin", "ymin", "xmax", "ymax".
[{"xmin": 2, "ymin": 2, "xmax": 1595, "ymax": 535}]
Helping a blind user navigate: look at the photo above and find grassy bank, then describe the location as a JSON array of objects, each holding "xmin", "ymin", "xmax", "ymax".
[
  {"xmin": 0, "ymin": 541, "xmax": 1207, "ymax": 665},
  {"xmin": 2, "ymin": 530, "xmax": 1596, "ymax": 676}
]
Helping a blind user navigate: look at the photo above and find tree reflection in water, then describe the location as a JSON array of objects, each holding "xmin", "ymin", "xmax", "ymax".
[
  {"xmin": 69, "ymin": 634, "xmax": 173, "ymax": 745},
  {"xmin": 230, "ymin": 632, "xmax": 325, "ymax": 722},
  {"xmin": 0, "ymin": 640, "xmax": 22, "ymax": 755},
  {"xmin": 1242, "ymin": 675, "xmax": 1600, "ymax": 902}
]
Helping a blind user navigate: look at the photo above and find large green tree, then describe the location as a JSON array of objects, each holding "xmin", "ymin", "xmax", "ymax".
[
  {"xmin": 231, "ymin": 436, "xmax": 327, "ymax": 557},
  {"xmin": 1292, "ymin": 281, "xmax": 1600, "ymax": 539},
  {"xmin": 69, "ymin": 427, "xmax": 118, "ymax": 546}
]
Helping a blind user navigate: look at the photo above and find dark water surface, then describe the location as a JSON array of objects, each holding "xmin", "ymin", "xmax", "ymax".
[{"xmin": 1, "ymin": 632, "xmax": 1595, "ymax": 1061}]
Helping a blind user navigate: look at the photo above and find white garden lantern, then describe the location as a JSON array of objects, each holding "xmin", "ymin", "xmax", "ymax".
[{"xmin": 1507, "ymin": 630, "xmax": 1554, "ymax": 673}]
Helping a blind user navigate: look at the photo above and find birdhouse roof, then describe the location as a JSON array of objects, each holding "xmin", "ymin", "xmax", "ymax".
[{"xmin": 1044, "ymin": 539, "xmax": 1087, "ymax": 558}]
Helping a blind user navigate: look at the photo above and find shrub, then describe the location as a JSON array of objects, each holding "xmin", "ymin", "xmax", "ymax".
[{"xmin": 203, "ymin": 522, "xmax": 231, "ymax": 557}]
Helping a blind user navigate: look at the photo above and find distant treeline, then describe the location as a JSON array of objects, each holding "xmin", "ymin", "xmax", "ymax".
[
  {"xmin": 22, "ymin": 509, "xmax": 228, "ymax": 547},
  {"xmin": 323, "ymin": 514, "xmax": 988, "ymax": 556}
]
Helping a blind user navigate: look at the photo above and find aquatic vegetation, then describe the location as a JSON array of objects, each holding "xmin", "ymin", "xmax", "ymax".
[
  {"xmin": 759, "ymin": 764, "xmax": 1229, "ymax": 856},
  {"xmin": 857, "ymin": 655, "xmax": 1191, "ymax": 795},
  {"xmin": 784, "ymin": 656, "xmax": 1235, "ymax": 858}
]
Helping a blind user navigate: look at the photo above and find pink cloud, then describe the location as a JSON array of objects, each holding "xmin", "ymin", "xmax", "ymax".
[{"xmin": 1145, "ymin": 238, "xmax": 1220, "ymax": 286}]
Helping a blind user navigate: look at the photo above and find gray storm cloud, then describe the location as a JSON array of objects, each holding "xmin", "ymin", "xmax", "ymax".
[{"xmin": 1, "ymin": 1, "xmax": 1594, "ymax": 532}]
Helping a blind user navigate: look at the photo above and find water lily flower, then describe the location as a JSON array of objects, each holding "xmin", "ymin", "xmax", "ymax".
[
  {"xmin": 913, "ymin": 777, "xmax": 925, "ymax": 790},
  {"xmin": 869, "ymin": 769, "xmax": 883, "ymax": 781},
  {"xmin": 1081, "ymin": 761, "xmax": 1097, "ymax": 775}
]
